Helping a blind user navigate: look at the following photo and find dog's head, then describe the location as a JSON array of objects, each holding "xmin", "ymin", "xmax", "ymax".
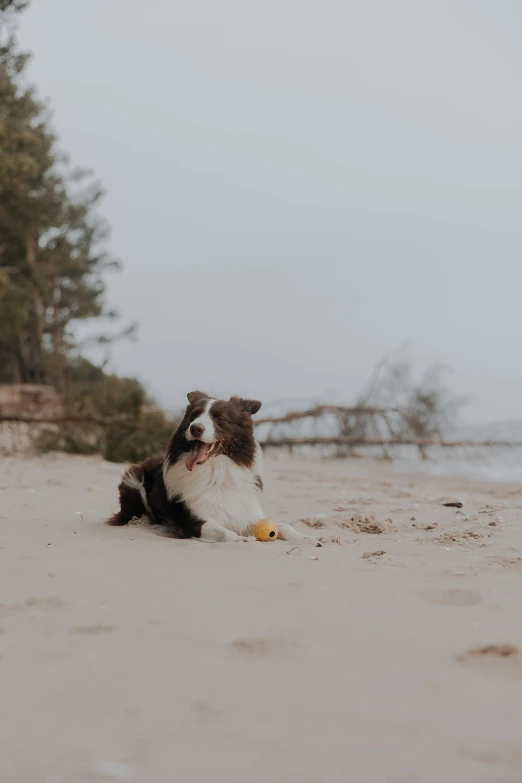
[{"xmin": 179, "ymin": 391, "xmax": 262, "ymax": 471}]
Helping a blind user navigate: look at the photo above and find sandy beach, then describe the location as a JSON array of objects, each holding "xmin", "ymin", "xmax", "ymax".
[{"xmin": 1, "ymin": 452, "xmax": 522, "ymax": 782}]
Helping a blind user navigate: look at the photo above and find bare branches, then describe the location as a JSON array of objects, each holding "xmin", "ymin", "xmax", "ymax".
[
  {"xmin": 254, "ymin": 354, "xmax": 472, "ymax": 459},
  {"xmin": 257, "ymin": 435, "xmax": 522, "ymax": 449},
  {"xmin": 255, "ymin": 403, "xmax": 521, "ymax": 453},
  {"xmin": 255, "ymin": 405, "xmax": 399, "ymax": 426}
]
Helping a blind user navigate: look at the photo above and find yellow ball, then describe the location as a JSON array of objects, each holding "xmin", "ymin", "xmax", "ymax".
[{"xmin": 253, "ymin": 518, "xmax": 279, "ymax": 542}]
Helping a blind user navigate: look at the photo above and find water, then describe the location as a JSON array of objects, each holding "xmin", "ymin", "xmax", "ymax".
[
  {"xmin": 258, "ymin": 403, "xmax": 522, "ymax": 484},
  {"xmin": 394, "ymin": 449, "xmax": 522, "ymax": 484}
]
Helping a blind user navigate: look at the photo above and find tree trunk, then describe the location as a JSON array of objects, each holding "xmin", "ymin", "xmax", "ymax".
[{"xmin": 25, "ymin": 234, "xmax": 44, "ymax": 383}]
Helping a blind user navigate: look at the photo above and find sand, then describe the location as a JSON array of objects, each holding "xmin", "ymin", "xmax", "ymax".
[{"xmin": 1, "ymin": 452, "xmax": 522, "ymax": 783}]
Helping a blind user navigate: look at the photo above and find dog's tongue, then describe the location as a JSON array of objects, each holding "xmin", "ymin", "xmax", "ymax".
[{"xmin": 185, "ymin": 442, "xmax": 211, "ymax": 472}]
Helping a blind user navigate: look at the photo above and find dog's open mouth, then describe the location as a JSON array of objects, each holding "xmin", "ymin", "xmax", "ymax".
[{"xmin": 185, "ymin": 441, "xmax": 217, "ymax": 472}]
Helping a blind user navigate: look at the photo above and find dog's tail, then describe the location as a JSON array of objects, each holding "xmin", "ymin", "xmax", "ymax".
[{"xmin": 106, "ymin": 466, "xmax": 149, "ymax": 526}]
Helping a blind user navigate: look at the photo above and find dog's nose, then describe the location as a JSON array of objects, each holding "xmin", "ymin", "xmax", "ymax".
[{"xmin": 190, "ymin": 423, "xmax": 205, "ymax": 438}]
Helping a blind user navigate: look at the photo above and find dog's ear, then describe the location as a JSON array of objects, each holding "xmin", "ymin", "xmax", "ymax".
[
  {"xmin": 187, "ymin": 390, "xmax": 209, "ymax": 405},
  {"xmin": 232, "ymin": 397, "xmax": 262, "ymax": 415}
]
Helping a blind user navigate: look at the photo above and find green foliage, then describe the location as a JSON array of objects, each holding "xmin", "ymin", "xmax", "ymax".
[
  {"xmin": 0, "ymin": 1, "xmax": 28, "ymax": 12},
  {"xmin": 37, "ymin": 409, "xmax": 178, "ymax": 464},
  {"xmin": 0, "ymin": 2, "xmax": 161, "ymax": 464},
  {"xmin": 0, "ymin": 2, "xmax": 127, "ymax": 385},
  {"xmin": 103, "ymin": 412, "xmax": 177, "ymax": 464},
  {"xmin": 35, "ymin": 358, "xmax": 178, "ymax": 463},
  {"xmin": 0, "ymin": 4, "xmax": 174, "ymax": 463},
  {"xmin": 64, "ymin": 357, "xmax": 146, "ymax": 421}
]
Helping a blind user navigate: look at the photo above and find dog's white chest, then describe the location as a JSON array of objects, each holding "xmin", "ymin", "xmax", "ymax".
[{"xmin": 164, "ymin": 453, "xmax": 263, "ymax": 535}]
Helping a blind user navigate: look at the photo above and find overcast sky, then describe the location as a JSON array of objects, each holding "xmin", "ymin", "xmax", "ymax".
[{"xmin": 18, "ymin": 1, "xmax": 522, "ymax": 422}]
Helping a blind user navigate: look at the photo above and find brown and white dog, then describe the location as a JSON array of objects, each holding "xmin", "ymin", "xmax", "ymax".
[{"xmin": 107, "ymin": 391, "xmax": 315, "ymax": 543}]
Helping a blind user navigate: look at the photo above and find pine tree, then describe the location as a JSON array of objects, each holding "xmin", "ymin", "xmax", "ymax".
[{"xmin": 0, "ymin": 1, "xmax": 123, "ymax": 386}]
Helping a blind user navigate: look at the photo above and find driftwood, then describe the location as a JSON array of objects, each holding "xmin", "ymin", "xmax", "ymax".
[
  {"xmin": 0, "ymin": 413, "xmax": 128, "ymax": 426},
  {"xmin": 255, "ymin": 405, "xmax": 400, "ymax": 425},
  {"xmin": 0, "ymin": 405, "xmax": 398, "ymax": 428},
  {"xmin": 254, "ymin": 405, "xmax": 520, "ymax": 458},
  {"xmin": 1, "ymin": 405, "xmax": 520, "ymax": 459},
  {"xmin": 257, "ymin": 437, "xmax": 522, "ymax": 449}
]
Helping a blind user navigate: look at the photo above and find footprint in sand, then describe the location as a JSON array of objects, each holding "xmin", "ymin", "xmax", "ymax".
[
  {"xmin": 457, "ymin": 644, "xmax": 522, "ymax": 679},
  {"xmin": 456, "ymin": 739, "xmax": 522, "ymax": 766},
  {"xmin": 192, "ymin": 700, "xmax": 222, "ymax": 724},
  {"xmin": 487, "ymin": 556, "xmax": 522, "ymax": 570},
  {"xmin": 231, "ymin": 637, "xmax": 298, "ymax": 658},
  {"xmin": 0, "ymin": 596, "xmax": 66, "ymax": 617},
  {"xmin": 418, "ymin": 588, "xmax": 482, "ymax": 607},
  {"xmin": 70, "ymin": 624, "xmax": 117, "ymax": 634}
]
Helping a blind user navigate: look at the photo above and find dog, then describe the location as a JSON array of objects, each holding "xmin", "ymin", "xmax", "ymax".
[{"xmin": 107, "ymin": 391, "xmax": 315, "ymax": 543}]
